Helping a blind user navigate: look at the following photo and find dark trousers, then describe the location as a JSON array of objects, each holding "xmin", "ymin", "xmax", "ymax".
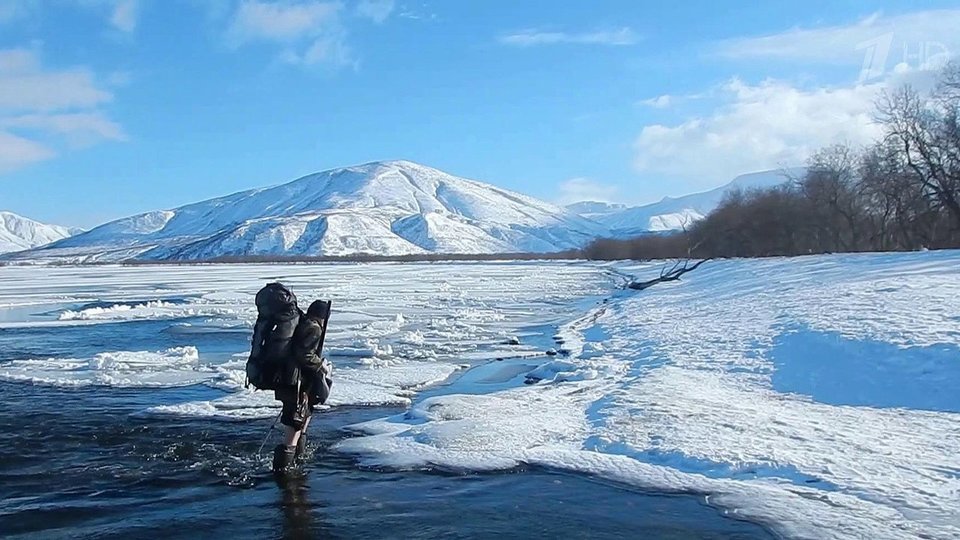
[{"xmin": 274, "ymin": 386, "xmax": 315, "ymax": 429}]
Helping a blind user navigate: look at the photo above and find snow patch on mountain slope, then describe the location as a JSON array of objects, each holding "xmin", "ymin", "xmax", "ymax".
[
  {"xmin": 391, "ymin": 212, "xmax": 514, "ymax": 253},
  {"xmin": 564, "ymin": 201, "xmax": 628, "ymax": 219},
  {"xmin": 12, "ymin": 161, "xmax": 608, "ymax": 262},
  {"xmin": 646, "ymin": 209, "xmax": 705, "ymax": 232},
  {"xmin": 0, "ymin": 211, "xmax": 78, "ymax": 254}
]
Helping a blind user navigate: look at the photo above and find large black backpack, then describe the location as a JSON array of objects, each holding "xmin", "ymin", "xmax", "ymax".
[{"xmin": 246, "ymin": 282, "xmax": 300, "ymax": 390}]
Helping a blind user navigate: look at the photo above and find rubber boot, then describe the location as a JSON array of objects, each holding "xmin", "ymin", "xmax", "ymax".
[
  {"xmin": 295, "ymin": 433, "xmax": 307, "ymax": 463},
  {"xmin": 272, "ymin": 444, "xmax": 297, "ymax": 474}
]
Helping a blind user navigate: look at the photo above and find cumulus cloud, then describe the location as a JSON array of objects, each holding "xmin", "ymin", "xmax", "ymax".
[
  {"xmin": 0, "ymin": 48, "xmax": 124, "ymax": 174},
  {"xmin": 226, "ymin": 0, "xmax": 356, "ymax": 68},
  {"xmin": 633, "ymin": 78, "xmax": 885, "ymax": 186},
  {"xmin": 499, "ymin": 27, "xmax": 638, "ymax": 47},
  {"xmin": 355, "ymin": 0, "xmax": 394, "ymax": 24},
  {"xmin": 631, "ymin": 8, "xmax": 960, "ymax": 188},
  {"xmin": 556, "ymin": 177, "xmax": 620, "ymax": 205}
]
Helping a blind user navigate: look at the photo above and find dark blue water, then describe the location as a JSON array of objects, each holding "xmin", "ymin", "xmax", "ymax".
[
  {"xmin": 0, "ymin": 382, "xmax": 773, "ymax": 539},
  {"xmin": 0, "ymin": 304, "xmax": 773, "ymax": 539}
]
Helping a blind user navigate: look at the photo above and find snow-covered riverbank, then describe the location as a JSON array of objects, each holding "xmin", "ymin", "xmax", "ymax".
[{"xmin": 337, "ymin": 252, "xmax": 960, "ymax": 539}]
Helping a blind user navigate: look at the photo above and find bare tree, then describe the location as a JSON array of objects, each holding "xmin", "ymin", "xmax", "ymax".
[{"xmin": 876, "ymin": 81, "xmax": 960, "ymax": 228}]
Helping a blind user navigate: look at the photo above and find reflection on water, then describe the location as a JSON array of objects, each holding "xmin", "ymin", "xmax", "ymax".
[{"xmin": 276, "ymin": 473, "xmax": 318, "ymax": 540}]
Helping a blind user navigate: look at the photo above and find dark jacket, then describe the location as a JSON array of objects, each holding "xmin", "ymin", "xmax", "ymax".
[{"xmin": 292, "ymin": 314, "xmax": 324, "ymax": 369}]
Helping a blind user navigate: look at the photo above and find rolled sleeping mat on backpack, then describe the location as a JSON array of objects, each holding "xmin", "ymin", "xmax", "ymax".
[{"xmin": 255, "ymin": 282, "xmax": 298, "ymax": 317}]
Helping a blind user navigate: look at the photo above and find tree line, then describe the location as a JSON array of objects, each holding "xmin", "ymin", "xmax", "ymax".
[{"xmin": 585, "ymin": 62, "xmax": 960, "ymax": 260}]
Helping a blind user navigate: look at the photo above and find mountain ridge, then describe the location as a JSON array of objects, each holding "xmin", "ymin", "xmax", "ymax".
[
  {"xmin": 568, "ymin": 168, "xmax": 804, "ymax": 236},
  {"xmin": 6, "ymin": 163, "xmax": 808, "ymax": 263},
  {"xmin": 16, "ymin": 160, "xmax": 608, "ymax": 262},
  {"xmin": 0, "ymin": 212, "xmax": 79, "ymax": 254}
]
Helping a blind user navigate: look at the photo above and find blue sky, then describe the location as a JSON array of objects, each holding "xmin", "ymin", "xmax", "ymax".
[{"xmin": 0, "ymin": 0, "xmax": 958, "ymax": 228}]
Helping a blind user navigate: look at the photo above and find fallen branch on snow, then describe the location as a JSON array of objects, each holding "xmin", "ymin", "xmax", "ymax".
[{"xmin": 627, "ymin": 258, "xmax": 711, "ymax": 290}]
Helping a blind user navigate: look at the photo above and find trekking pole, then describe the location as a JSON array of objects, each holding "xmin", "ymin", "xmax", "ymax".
[
  {"xmin": 317, "ymin": 300, "xmax": 332, "ymax": 356},
  {"xmin": 257, "ymin": 410, "xmax": 282, "ymax": 457}
]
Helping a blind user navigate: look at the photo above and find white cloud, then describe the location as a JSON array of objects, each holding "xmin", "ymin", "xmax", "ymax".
[
  {"xmin": 638, "ymin": 89, "xmax": 716, "ymax": 110},
  {"xmin": 226, "ymin": 0, "xmax": 357, "ymax": 69},
  {"xmin": 1, "ymin": 112, "xmax": 126, "ymax": 146},
  {"xmin": 633, "ymin": 78, "xmax": 885, "ymax": 187},
  {"xmin": 109, "ymin": 0, "xmax": 138, "ymax": 33},
  {"xmin": 633, "ymin": 9, "xmax": 960, "ymax": 188},
  {"xmin": 715, "ymin": 9, "xmax": 959, "ymax": 79},
  {"xmin": 0, "ymin": 49, "xmax": 113, "ymax": 112},
  {"xmin": 355, "ymin": 0, "xmax": 394, "ymax": 24},
  {"xmin": 499, "ymin": 27, "xmax": 638, "ymax": 47},
  {"xmin": 228, "ymin": 0, "xmax": 341, "ymax": 43},
  {"xmin": 397, "ymin": 7, "xmax": 437, "ymax": 21},
  {"xmin": 0, "ymin": 131, "xmax": 54, "ymax": 173},
  {"xmin": 0, "ymin": 48, "xmax": 124, "ymax": 174},
  {"xmin": 556, "ymin": 177, "xmax": 620, "ymax": 205}
]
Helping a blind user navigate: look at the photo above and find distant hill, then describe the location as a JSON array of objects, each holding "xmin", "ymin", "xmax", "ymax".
[
  {"xmin": 567, "ymin": 168, "xmax": 804, "ymax": 236},
  {"xmin": 0, "ymin": 212, "xmax": 79, "ymax": 254}
]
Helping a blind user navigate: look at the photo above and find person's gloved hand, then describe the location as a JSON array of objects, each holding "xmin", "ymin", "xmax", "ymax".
[{"xmin": 310, "ymin": 358, "xmax": 333, "ymax": 404}]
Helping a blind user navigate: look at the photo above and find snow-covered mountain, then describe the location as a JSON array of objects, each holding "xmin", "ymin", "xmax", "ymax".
[
  {"xmin": 569, "ymin": 168, "xmax": 803, "ymax": 236},
  {"xmin": 13, "ymin": 160, "xmax": 608, "ymax": 262},
  {"xmin": 564, "ymin": 201, "xmax": 628, "ymax": 219},
  {"xmin": 0, "ymin": 212, "xmax": 79, "ymax": 254}
]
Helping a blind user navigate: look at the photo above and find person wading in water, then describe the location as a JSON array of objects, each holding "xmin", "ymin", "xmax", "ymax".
[{"xmin": 246, "ymin": 284, "xmax": 333, "ymax": 474}]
